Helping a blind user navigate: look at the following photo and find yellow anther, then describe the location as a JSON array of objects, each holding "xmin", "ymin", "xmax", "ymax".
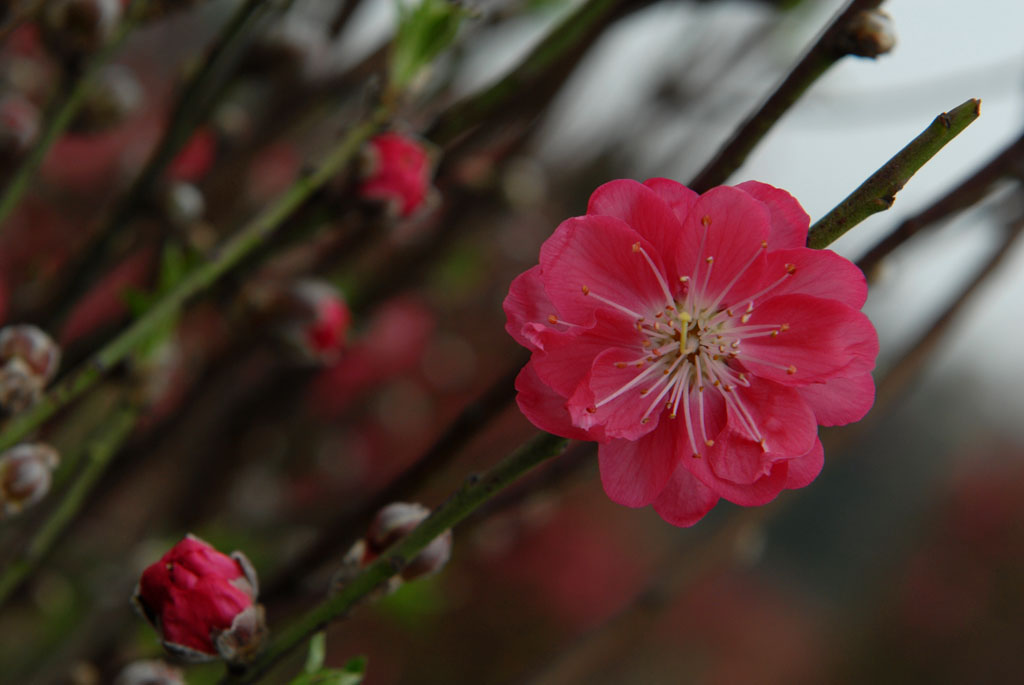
[
  {"xmin": 581, "ymin": 285, "xmax": 590, "ymax": 295},
  {"xmin": 701, "ymin": 215, "xmax": 712, "ymax": 227},
  {"xmin": 547, "ymin": 314, "xmax": 558, "ymax": 324}
]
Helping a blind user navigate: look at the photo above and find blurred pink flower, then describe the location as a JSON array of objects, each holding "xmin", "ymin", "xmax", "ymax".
[
  {"xmin": 134, "ymin": 535, "xmax": 266, "ymax": 663},
  {"xmin": 358, "ymin": 132, "xmax": 433, "ymax": 218},
  {"xmin": 504, "ymin": 179, "xmax": 878, "ymax": 526}
]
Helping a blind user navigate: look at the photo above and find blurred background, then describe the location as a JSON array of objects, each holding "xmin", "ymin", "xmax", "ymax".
[{"xmin": 0, "ymin": 0, "xmax": 1023, "ymax": 683}]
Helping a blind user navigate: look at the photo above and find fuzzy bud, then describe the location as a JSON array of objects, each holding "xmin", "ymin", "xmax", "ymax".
[
  {"xmin": 266, "ymin": 280, "xmax": 351, "ymax": 365},
  {"xmin": 43, "ymin": 0, "xmax": 122, "ymax": 57},
  {"xmin": 0, "ymin": 324, "xmax": 61, "ymax": 413},
  {"xmin": 0, "ymin": 443, "xmax": 60, "ymax": 517},
  {"xmin": 336, "ymin": 503, "xmax": 452, "ymax": 592},
  {"xmin": 113, "ymin": 660, "xmax": 184, "ymax": 685},
  {"xmin": 841, "ymin": 8, "xmax": 896, "ymax": 59},
  {"xmin": 358, "ymin": 133, "xmax": 435, "ymax": 219},
  {"xmin": 133, "ymin": 535, "xmax": 268, "ymax": 664},
  {"xmin": 0, "ymin": 93, "xmax": 41, "ymax": 160}
]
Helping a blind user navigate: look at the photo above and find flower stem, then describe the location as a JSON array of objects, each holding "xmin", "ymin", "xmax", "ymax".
[
  {"xmin": 0, "ymin": 108, "xmax": 389, "ymax": 453},
  {"xmin": 807, "ymin": 98, "xmax": 981, "ymax": 249},
  {"xmin": 0, "ymin": 401, "xmax": 140, "ymax": 609},
  {"xmin": 689, "ymin": 0, "xmax": 885, "ymax": 193},
  {"xmin": 219, "ymin": 431, "xmax": 569, "ymax": 685},
  {"xmin": 0, "ymin": 0, "xmax": 151, "ymax": 231}
]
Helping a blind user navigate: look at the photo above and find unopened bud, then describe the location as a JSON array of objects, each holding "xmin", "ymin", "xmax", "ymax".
[
  {"xmin": 133, "ymin": 534, "xmax": 268, "ymax": 664},
  {"xmin": 43, "ymin": 0, "xmax": 122, "ymax": 57},
  {"xmin": 161, "ymin": 181, "xmax": 205, "ymax": 228},
  {"xmin": 336, "ymin": 502, "xmax": 452, "ymax": 592},
  {"xmin": 113, "ymin": 660, "xmax": 184, "ymax": 685},
  {"xmin": 0, "ymin": 93, "xmax": 40, "ymax": 160},
  {"xmin": 841, "ymin": 9, "xmax": 896, "ymax": 59},
  {"xmin": 264, "ymin": 280, "xmax": 351, "ymax": 364},
  {"xmin": 0, "ymin": 443, "xmax": 60, "ymax": 517},
  {"xmin": 0, "ymin": 324, "xmax": 61, "ymax": 413},
  {"xmin": 357, "ymin": 133, "xmax": 436, "ymax": 219},
  {"xmin": 70, "ymin": 64, "xmax": 142, "ymax": 134}
]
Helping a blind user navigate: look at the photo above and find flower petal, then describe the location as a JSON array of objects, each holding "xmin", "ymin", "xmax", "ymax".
[
  {"xmin": 738, "ymin": 247, "xmax": 868, "ymax": 309},
  {"xmin": 736, "ymin": 180, "xmax": 809, "ymax": 249},
  {"xmin": 514, "ymin": 365, "xmax": 595, "ymax": 441},
  {"xmin": 797, "ymin": 372, "xmax": 875, "ymax": 426},
  {"xmin": 504, "ymin": 265, "xmax": 558, "ymax": 351},
  {"xmin": 588, "ymin": 179, "xmax": 687, "ymax": 257},
  {"xmin": 652, "ymin": 463, "xmax": 720, "ymax": 527},
  {"xmin": 676, "ymin": 186, "xmax": 770, "ymax": 306},
  {"xmin": 684, "ymin": 451, "xmax": 789, "ymax": 506},
  {"xmin": 741, "ymin": 294, "xmax": 879, "ymax": 384},
  {"xmin": 784, "ymin": 438, "xmax": 823, "ymax": 489},
  {"xmin": 568, "ymin": 347, "xmax": 663, "ymax": 440},
  {"xmin": 598, "ymin": 424, "xmax": 679, "ymax": 507},
  {"xmin": 643, "ymin": 177, "xmax": 700, "ymax": 224}
]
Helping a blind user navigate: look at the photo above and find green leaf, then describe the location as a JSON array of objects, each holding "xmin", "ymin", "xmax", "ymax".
[
  {"xmin": 304, "ymin": 632, "xmax": 327, "ymax": 674},
  {"xmin": 389, "ymin": 0, "xmax": 471, "ymax": 91},
  {"xmin": 289, "ymin": 656, "xmax": 367, "ymax": 685}
]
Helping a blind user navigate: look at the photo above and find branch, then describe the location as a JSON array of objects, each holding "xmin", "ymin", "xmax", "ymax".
[
  {"xmin": 807, "ymin": 98, "xmax": 980, "ymax": 249},
  {"xmin": 0, "ymin": 0, "xmax": 152, "ymax": 231},
  {"xmin": 219, "ymin": 431, "xmax": 569, "ymax": 685},
  {"xmin": 689, "ymin": 0, "xmax": 887, "ymax": 192},
  {"xmin": 0, "ymin": 108, "xmax": 389, "ymax": 453}
]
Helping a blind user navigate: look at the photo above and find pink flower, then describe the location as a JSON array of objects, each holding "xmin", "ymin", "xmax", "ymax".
[
  {"xmin": 358, "ymin": 132, "xmax": 433, "ymax": 218},
  {"xmin": 134, "ymin": 535, "xmax": 267, "ymax": 663},
  {"xmin": 504, "ymin": 179, "xmax": 878, "ymax": 527}
]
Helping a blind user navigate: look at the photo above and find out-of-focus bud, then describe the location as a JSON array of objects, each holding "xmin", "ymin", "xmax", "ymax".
[
  {"xmin": 168, "ymin": 127, "xmax": 217, "ymax": 183},
  {"xmin": 0, "ymin": 93, "xmax": 41, "ymax": 160},
  {"xmin": 262, "ymin": 280, "xmax": 351, "ymax": 365},
  {"xmin": 43, "ymin": 0, "xmax": 122, "ymax": 57},
  {"xmin": 357, "ymin": 132, "xmax": 436, "ymax": 219},
  {"xmin": 160, "ymin": 181, "xmax": 205, "ymax": 228},
  {"xmin": 0, "ymin": 324, "xmax": 61, "ymax": 413},
  {"xmin": 113, "ymin": 659, "xmax": 184, "ymax": 685},
  {"xmin": 133, "ymin": 534, "xmax": 268, "ymax": 665},
  {"xmin": 69, "ymin": 64, "xmax": 142, "ymax": 134},
  {"xmin": 0, "ymin": 443, "xmax": 60, "ymax": 517},
  {"xmin": 335, "ymin": 502, "xmax": 452, "ymax": 593},
  {"xmin": 841, "ymin": 8, "xmax": 896, "ymax": 59}
]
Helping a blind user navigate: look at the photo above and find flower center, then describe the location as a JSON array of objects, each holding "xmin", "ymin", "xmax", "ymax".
[{"xmin": 580, "ymin": 233, "xmax": 799, "ymax": 458}]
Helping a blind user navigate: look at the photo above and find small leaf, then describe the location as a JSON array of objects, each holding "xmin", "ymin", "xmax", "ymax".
[
  {"xmin": 288, "ymin": 656, "xmax": 367, "ymax": 685},
  {"xmin": 389, "ymin": 0, "xmax": 471, "ymax": 91},
  {"xmin": 304, "ymin": 632, "xmax": 327, "ymax": 674}
]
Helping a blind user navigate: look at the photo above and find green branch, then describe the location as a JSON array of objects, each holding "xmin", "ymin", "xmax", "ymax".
[
  {"xmin": 0, "ymin": 0, "xmax": 152, "ymax": 231},
  {"xmin": 0, "ymin": 401, "xmax": 140, "ymax": 608},
  {"xmin": 219, "ymin": 431, "xmax": 569, "ymax": 685},
  {"xmin": 808, "ymin": 98, "xmax": 981, "ymax": 249},
  {"xmin": 0, "ymin": 108, "xmax": 388, "ymax": 453}
]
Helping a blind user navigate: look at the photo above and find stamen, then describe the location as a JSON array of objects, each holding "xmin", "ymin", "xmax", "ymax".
[
  {"xmin": 594, "ymin": 361, "xmax": 662, "ymax": 408},
  {"xmin": 633, "ymin": 242, "xmax": 675, "ymax": 308},
  {"xmin": 705, "ymin": 239, "xmax": 768, "ymax": 312},
  {"xmin": 585, "ymin": 291, "xmax": 644, "ymax": 320}
]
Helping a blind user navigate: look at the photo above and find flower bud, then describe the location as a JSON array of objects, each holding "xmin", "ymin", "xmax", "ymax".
[
  {"xmin": 336, "ymin": 503, "xmax": 452, "ymax": 590},
  {"xmin": 43, "ymin": 0, "xmax": 122, "ymax": 57},
  {"xmin": 0, "ymin": 443, "xmax": 60, "ymax": 517},
  {"xmin": 0, "ymin": 93, "xmax": 40, "ymax": 160},
  {"xmin": 133, "ymin": 534, "xmax": 268, "ymax": 664},
  {"xmin": 69, "ymin": 64, "xmax": 143, "ymax": 134},
  {"xmin": 358, "ymin": 133, "xmax": 436, "ymax": 219},
  {"xmin": 113, "ymin": 660, "xmax": 184, "ymax": 685},
  {"xmin": 265, "ymin": 280, "xmax": 351, "ymax": 365},
  {"xmin": 841, "ymin": 8, "xmax": 896, "ymax": 59},
  {"xmin": 0, "ymin": 324, "xmax": 61, "ymax": 413}
]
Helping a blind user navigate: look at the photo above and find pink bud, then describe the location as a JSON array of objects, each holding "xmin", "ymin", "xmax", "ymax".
[
  {"xmin": 133, "ymin": 535, "xmax": 268, "ymax": 664},
  {"xmin": 114, "ymin": 660, "xmax": 184, "ymax": 685},
  {"xmin": 358, "ymin": 133, "xmax": 435, "ymax": 218},
  {"xmin": 0, "ymin": 324, "xmax": 61, "ymax": 413},
  {"xmin": 271, "ymin": 280, "xmax": 351, "ymax": 364},
  {"xmin": 0, "ymin": 443, "xmax": 60, "ymax": 517}
]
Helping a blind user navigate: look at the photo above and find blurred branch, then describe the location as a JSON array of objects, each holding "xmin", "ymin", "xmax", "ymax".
[
  {"xmin": 857, "ymin": 130, "xmax": 1024, "ymax": 275},
  {"xmin": 262, "ymin": 356, "xmax": 526, "ymax": 604},
  {"xmin": 0, "ymin": 0, "xmax": 151, "ymax": 231},
  {"xmin": 0, "ymin": 108, "xmax": 389, "ymax": 453},
  {"xmin": 807, "ymin": 98, "xmax": 980, "ymax": 249},
  {"xmin": 49, "ymin": 0, "xmax": 289, "ymax": 328},
  {"xmin": 0, "ymin": 400, "xmax": 139, "ymax": 609},
  {"xmin": 219, "ymin": 431, "xmax": 569, "ymax": 685},
  {"xmin": 688, "ymin": 0, "xmax": 886, "ymax": 192}
]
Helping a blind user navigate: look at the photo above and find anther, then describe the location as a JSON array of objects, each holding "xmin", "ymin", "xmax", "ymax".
[
  {"xmin": 586, "ymin": 407, "xmax": 596, "ymax": 413},
  {"xmin": 760, "ymin": 240, "xmax": 768, "ymax": 248},
  {"xmin": 642, "ymin": 340, "xmax": 651, "ymax": 347},
  {"xmin": 785, "ymin": 263, "xmax": 796, "ymax": 274},
  {"xmin": 706, "ymin": 256, "xmax": 714, "ymax": 264},
  {"xmin": 692, "ymin": 452, "xmax": 701, "ymax": 459},
  {"xmin": 615, "ymin": 362, "xmax": 626, "ymax": 369},
  {"xmin": 581, "ymin": 285, "xmax": 590, "ymax": 295},
  {"xmin": 759, "ymin": 438, "xmax": 768, "ymax": 452},
  {"xmin": 780, "ymin": 323, "xmax": 790, "ymax": 331},
  {"xmin": 641, "ymin": 417, "xmax": 650, "ymax": 424},
  {"xmin": 787, "ymin": 365, "xmax": 797, "ymax": 375},
  {"xmin": 547, "ymin": 314, "xmax": 558, "ymax": 324},
  {"xmin": 770, "ymin": 330, "xmax": 778, "ymax": 337},
  {"xmin": 680, "ymin": 276, "xmax": 690, "ymax": 283},
  {"xmin": 701, "ymin": 215, "xmax": 712, "ymax": 227},
  {"xmin": 705, "ymin": 439, "xmax": 715, "ymax": 447},
  {"xmin": 632, "ymin": 242, "xmax": 641, "ymax": 252}
]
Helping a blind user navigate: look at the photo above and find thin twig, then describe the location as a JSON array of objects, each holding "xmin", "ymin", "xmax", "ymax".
[
  {"xmin": 807, "ymin": 98, "xmax": 981, "ymax": 249},
  {"xmin": 0, "ymin": 108, "xmax": 390, "ymax": 453},
  {"xmin": 218, "ymin": 431, "xmax": 569, "ymax": 685},
  {"xmin": 857, "ymin": 130, "xmax": 1024, "ymax": 275},
  {"xmin": 0, "ymin": 0, "xmax": 152, "ymax": 231}
]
